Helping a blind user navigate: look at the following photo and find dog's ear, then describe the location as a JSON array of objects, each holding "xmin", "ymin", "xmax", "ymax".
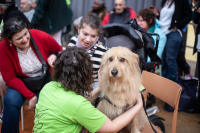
[
  {"xmin": 131, "ymin": 53, "xmax": 140, "ymax": 68},
  {"xmin": 100, "ymin": 52, "xmax": 107, "ymax": 68}
]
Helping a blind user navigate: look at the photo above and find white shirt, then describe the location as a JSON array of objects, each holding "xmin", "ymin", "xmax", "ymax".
[
  {"xmin": 159, "ymin": 1, "xmax": 175, "ymax": 35},
  {"xmin": 17, "ymin": 47, "xmax": 42, "ymax": 77}
]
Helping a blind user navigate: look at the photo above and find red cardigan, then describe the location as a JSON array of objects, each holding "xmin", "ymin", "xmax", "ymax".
[{"xmin": 0, "ymin": 29, "xmax": 62, "ymax": 100}]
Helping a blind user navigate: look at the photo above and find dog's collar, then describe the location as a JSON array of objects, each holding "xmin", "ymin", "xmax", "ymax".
[{"xmin": 101, "ymin": 95, "xmax": 137, "ymax": 112}]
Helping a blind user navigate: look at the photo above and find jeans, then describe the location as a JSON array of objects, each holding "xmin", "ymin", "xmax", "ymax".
[
  {"xmin": 162, "ymin": 31, "xmax": 182, "ymax": 79},
  {"xmin": 1, "ymin": 87, "xmax": 39, "ymax": 133}
]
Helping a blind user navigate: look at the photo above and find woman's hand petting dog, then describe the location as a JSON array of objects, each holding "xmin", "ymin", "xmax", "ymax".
[
  {"xmin": 28, "ymin": 95, "xmax": 37, "ymax": 112},
  {"xmin": 47, "ymin": 54, "xmax": 57, "ymax": 67}
]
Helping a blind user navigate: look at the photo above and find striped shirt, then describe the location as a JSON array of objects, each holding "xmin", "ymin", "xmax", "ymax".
[{"xmin": 68, "ymin": 36, "xmax": 109, "ymax": 81}]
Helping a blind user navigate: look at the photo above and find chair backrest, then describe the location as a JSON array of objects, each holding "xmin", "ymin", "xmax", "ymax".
[{"xmin": 142, "ymin": 71, "xmax": 182, "ymax": 133}]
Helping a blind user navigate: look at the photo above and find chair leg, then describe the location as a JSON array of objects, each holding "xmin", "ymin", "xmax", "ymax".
[{"xmin": 21, "ymin": 106, "xmax": 25, "ymax": 130}]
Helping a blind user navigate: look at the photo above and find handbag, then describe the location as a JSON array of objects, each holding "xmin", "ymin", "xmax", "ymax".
[
  {"xmin": 18, "ymin": 33, "xmax": 51, "ymax": 92},
  {"xmin": 164, "ymin": 75, "xmax": 198, "ymax": 112}
]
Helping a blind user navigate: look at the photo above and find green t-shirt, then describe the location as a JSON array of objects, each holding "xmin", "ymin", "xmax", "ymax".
[{"xmin": 33, "ymin": 81, "xmax": 107, "ymax": 133}]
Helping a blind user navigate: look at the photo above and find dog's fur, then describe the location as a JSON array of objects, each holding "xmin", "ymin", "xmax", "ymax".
[{"xmin": 97, "ymin": 47, "xmax": 148, "ymax": 133}]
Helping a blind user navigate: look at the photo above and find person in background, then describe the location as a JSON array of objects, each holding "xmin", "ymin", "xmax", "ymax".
[
  {"xmin": 193, "ymin": 1, "xmax": 200, "ymax": 116},
  {"xmin": 0, "ymin": 0, "xmax": 29, "ymax": 26},
  {"xmin": 137, "ymin": 8, "xmax": 166, "ymax": 62},
  {"xmin": 0, "ymin": 17, "xmax": 62, "ymax": 133},
  {"xmin": 31, "ymin": 0, "xmax": 37, "ymax": 10},
  {"xmin": 31, "ymin": 0, "xmax": 72, "ymax": 46},
  {"xmin": 33, "ymin": 46, "xmax": 143, "ymax": 133},
  {"xmin": 159, "ymin": 0, "xmax": 192, "ymax": 80},
  {"xmin": 88, "ymin": 0, "xmax": 108, "ymax": 22},
  {"xmin": 20, "ymin": 0, "xmax": 35, "ymax": 22},
  {"xmin": 102, "ymin": 0, "xmax": 136, "ymax": 26}
]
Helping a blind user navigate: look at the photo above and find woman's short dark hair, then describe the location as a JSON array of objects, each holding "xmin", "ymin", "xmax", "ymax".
[
  {"xmin": 137, "ymin": 8, "xmax": 156, "ymax": 27},
  {"xmin": 80, "ymin": 13, "xmax": 103, "ymax": 35},
  {"xmin": 1, "ymin": 17, "xmax": 30, "ymax": 40},
  {"xmin": 52, "ymin": 46, "xmax": 94, "ymax": 96}
]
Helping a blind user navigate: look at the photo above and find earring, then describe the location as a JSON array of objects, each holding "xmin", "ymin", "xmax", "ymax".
[{"xmin": 10, "ymin": 44, "xmax": 12, "ymax": 46}]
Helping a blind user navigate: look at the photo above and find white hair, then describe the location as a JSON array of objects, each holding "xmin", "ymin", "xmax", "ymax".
[
  {"xmin": 114, "ymin": 0, "xmax": 126, "ymax": 4},
  {"xmin": 27, "ymin": 0, "xmax": 32, "ymax": 5},
  {"xmin": 32, "ymin": 0, "xmax": 38, "ymax": 2}
]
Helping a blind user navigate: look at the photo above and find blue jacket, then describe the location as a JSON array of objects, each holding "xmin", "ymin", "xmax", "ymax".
[{"xmin": 147, "ymin": 19, "xmax": 167, "ymax": 62}]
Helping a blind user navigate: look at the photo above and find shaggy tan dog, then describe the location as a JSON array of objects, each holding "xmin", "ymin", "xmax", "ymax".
[{"xmin": 97, "ymin": 47, "xmax": 148, "ymax": 133}]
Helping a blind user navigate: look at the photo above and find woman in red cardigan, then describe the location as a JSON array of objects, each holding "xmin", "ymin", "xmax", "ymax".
[{"xmin": 0, "ymin": 17, "xmax": 62, "ymax": 133}]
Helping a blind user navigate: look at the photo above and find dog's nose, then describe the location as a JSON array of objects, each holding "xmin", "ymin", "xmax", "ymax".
[{"xmin": 111, "ymin": 69, "xmax": 118, "ymax": 76}]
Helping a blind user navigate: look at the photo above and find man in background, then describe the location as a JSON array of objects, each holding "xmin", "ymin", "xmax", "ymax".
[
  {"xmin": 102, "ymin": 0, "xmax": 136, "ymax": 26},
  {"xmin": 20, "ymin": 0, "xmax": 35, "ymax": 22}
]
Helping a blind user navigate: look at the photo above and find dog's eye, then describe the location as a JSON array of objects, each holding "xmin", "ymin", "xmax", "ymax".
[
  {"xmin": 120, "ymin": 58, "xmax": 125, "ymax": 62},
  {"xmin": 109, "ymin": 57, "xmax": 113, "ymax": 62}
]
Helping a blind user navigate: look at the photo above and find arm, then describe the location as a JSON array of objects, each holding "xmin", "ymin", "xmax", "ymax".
[
  {"xmin": 0, "ymin": 43, "xmax": 35, "ymax": 101},
  {"xmin": 102, "ymin": 13, "xmax": 110, "ymax": 26},
  {"xmin": 97, "ymin": 92, "xmax": 143, "ymax": 133},
  {"xmin": 176, "ymin": 0, "xmax": 192, "ymax": 29},
  {"xmin": 31, "ymin": 0, "xmax": 50, "ymax": 28},
  {"xmin": 129, "ymin": 8, "xmax": 137, "ymax": 19}
]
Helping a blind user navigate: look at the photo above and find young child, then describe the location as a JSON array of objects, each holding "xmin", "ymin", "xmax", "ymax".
[
  {"xmin": 68, "ymin": 14, "xmax": 109, "ymax": 89},
  {"xmin": 33, "ymin": 46, "xmax": 143, "ymax": 133}
]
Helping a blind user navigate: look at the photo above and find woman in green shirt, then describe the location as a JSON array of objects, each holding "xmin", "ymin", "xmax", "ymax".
[{"xmin": 33, "ymin": 40, "xmax": 143, "ymax": 133}]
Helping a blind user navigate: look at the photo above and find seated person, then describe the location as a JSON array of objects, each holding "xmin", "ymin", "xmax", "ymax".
[
  {"xmin": 33, "ymin": 46, "xmax": 143, "ymax": 133},
  {"xmin": 137, "ymin": 8, "xmax": 167, "ymax": 62},
  {"xmin": 102, "ymin": 0, "xmax": 137, "ymax": 26}
]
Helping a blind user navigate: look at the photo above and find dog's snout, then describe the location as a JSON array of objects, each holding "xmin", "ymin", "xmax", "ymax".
[{"xmin": 111, "ymin": 69, "xmax": 118, "ymax": 76}]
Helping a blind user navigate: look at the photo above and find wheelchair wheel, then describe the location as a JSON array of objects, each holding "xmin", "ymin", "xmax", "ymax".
[{"xmin": 151, "ymin": 119, "xmax": 165, "ymax": 133}]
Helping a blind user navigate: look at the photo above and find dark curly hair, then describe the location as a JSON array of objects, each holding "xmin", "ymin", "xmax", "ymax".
[
  {"xmin": 137, "ymin": 8, "xmax": 156, "ymax": 27},
  {"xmin": 52, "ymin": 46, "xmax": 94, "ymax": 96},
  {"xmin": 1, "ymin": 17, "xmax": 30, "ymax": 40}
]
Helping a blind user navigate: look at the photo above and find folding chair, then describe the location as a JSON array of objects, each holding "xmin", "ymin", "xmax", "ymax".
[{"xmin": 140, "ymin": 71, "xmax": 182, "ymax": 133}]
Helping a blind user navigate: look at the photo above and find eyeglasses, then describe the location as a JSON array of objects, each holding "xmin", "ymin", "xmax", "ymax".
[{"xmin": 8, "ymin": 21, "xmax": 25, "ymax": 32}]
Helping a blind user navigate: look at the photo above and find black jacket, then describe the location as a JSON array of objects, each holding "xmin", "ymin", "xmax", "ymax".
[
  {"xmin": 161, "ymin": 0, "xmax": 192, "ymax": 30},
  {"xmin": 193, "ymin": 2, "xmax": 200, "ymax": 54},
  {"xmin": 2, "ymin": 4, "xmax": 29, "ymax": 24}
]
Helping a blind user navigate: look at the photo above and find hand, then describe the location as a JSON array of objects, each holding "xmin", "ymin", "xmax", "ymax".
[
  {"xmin": 173, "ymin": 26, "xmax": 177, "ymax": 32},
  {"xmin": 197, "ymin": 8, "xmax": 200, "ymax": 14},
  {"xmin": 135, "ymin": 92, "xmax": 143, "ymax": 108},
  {"xmin": 28, "ymin": 96, "xmax": 37, "ymax": 112},
  {"xmin": 47, "ymin": 54, "xmax": 57, "ymax": 67}
]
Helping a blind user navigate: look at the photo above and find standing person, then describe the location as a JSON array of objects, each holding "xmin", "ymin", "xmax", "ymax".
[
  {"xmin": 0, "ymin": 17, "xmax": 62, "ymax": 133},
  {"xmin": 20, "ymin": 0, "xmax": 35, "ymax": 22},
  {"xmin": 137, "ymin": 8, "xmax": 167, "ymax": 62},
  {"xmin": 102, "ymin": 0, "xmax": 137, "ymax": 26},
  {"xmin": 159, "ymin": 0, "xmax": 192, "ymax": 80},
  {"xmin": 31, "ymin": 0, "xmax": 72, "ymax": 46},
  {"xmin": 33, "ymin": 46, "xmax": 143, "ymax": 133},
  {"xmin": 68, "ymin": 14, "xmax": 109, "ymax": 89},
  {"xmin": 193, "ymin": 1, "xmax": 200, "ymax": 114}
]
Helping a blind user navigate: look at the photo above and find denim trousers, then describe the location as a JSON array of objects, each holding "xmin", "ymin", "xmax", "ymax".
[
  {"xmin": 162, "ymin": 31, "xmax": 182, "ymax": 79},
  {"xmin": 1, "ymin": 87, "xmax": 39, "ymax": 133}
]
